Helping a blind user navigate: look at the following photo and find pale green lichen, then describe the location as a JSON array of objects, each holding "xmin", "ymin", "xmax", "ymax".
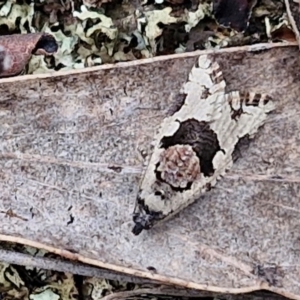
[
  {"xmin": 30, "ymin": 289, "xmax": 60, "ymax": 300},
  {"xmin": 84, "ymin": 277, "xmax": 114, "ymax": 299},
  {"xmin": 1, "ymin": 264, "xmax": 25, "ymax": 289},
  {"xmin": 144, "ymin": 7, "xmax": 177, "ymax": 54},
  {"xmin": 0, "ymin": 2, "xmax": 35, "ymax": 32},
  {"xmin": 183, "ymin": 3, "xmax": 211, "ymax": 32},
  {"xmin": 0, "ymin": 0, "xmax": 290, "ymax": 75},
  {"xmin": 74, "ymin": 5, "xmax": 118, "ymax": 41}
]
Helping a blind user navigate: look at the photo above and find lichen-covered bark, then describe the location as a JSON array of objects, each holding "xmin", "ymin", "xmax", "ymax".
[{"xmin": 0, "ymin": 43, "xmax": 300, "ymax": 299}]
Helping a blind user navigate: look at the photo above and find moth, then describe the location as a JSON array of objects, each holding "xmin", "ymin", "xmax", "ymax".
[{"xmin": 132, "ymin": 54, "xmax": 275, "ymax": 235}]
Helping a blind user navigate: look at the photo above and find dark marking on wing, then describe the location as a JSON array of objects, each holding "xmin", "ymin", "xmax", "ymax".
[{"xmin": 160, "ymin": 119, "xmax": 224, "ymax": 176}]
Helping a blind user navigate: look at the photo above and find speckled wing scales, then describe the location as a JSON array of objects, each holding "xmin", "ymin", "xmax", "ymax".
[{"xmin": 132, "ymin": 55, "xmax": 275, "ymax": 235}]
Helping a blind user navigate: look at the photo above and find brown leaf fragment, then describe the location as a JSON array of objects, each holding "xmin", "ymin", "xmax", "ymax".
[
  {"xmin": 0, "ymin": 33, "xmax": 58, "ymax": 78},
  {"xmin": 213, "ymin": 0, "xmax": 258, "ymax": 32},
  {"xmin": 284, "ymin": 0, "xmax": 300, "ymax": 48},
  {"xmin": 271, "ymin": 25, "xmax": 296, "ymax": 42}
]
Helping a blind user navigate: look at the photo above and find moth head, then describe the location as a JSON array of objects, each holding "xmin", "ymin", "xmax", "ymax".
[
  {"xmin": 132, "ymin": 198, "xmax": 164, "ymax": 235},
  {"xmin": 132, "ymin": 211, "xmax": 154, "ymax": 235},
  {"xmin": 132, "ymin": 145, "xmax": 201, "ymax": 235}
]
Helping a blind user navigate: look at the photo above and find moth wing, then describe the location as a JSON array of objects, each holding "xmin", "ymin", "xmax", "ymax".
[
  {"xmin": 132, "ymin": 55, "xmax": 275, "ymax": 235},
  {"xmin": 132, "ymin": 55, "xmax": 228, "ymax": 234},
  {"xmin": 182, "ymin": 55, "xmax": 226, "ymax": 102}
]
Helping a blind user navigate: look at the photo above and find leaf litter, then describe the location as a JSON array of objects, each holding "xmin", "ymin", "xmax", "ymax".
[{"xmin": 0, "ymin": 0, "xmax": 294, "ymax": 75}]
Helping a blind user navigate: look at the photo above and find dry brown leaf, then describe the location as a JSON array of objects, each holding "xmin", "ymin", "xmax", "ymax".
[
  {"xmin": 271, "ymin": 25, "xmax": 296, "ymax": 42},
  {"xmin": 284, "ymin": 0, "xmax": 300, "ymax": 48},
  {"xmin": 0, "ymin": 33, "xmax": 58, "ymax": 78},
  {"xmin": 0, "ymin": 43, "xmax": 300, "ymax": 300}
]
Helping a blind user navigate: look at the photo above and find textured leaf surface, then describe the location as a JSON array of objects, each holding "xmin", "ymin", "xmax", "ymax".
[{"xmin": 0, "ymin": 44, "xmax": 300, "ymax": 299}]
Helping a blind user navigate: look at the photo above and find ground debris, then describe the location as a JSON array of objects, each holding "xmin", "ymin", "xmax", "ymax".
[{"xmin": 0, "ymin": 0, "xmax": 292, "ymax": 75}]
